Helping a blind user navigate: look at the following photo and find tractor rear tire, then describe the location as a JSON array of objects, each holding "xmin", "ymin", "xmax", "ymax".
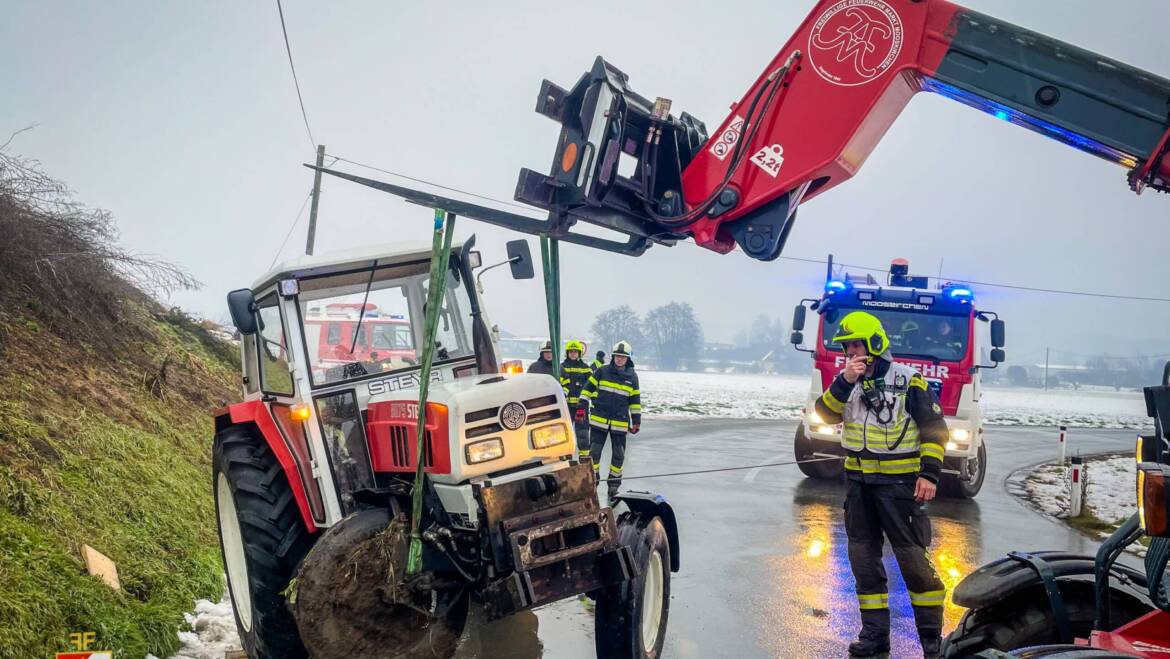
[
  {"xmin": 941, "ymin": 442, "xmax": 987, "ymax": 499},
  {"xmin": 595, "ymin": 514, "xmax": 671, "ymax": 659},
  {"xmin": 1007, "ymin": 646, "xmax": 1135, "ymax": 658},
  {"xmin": 291, "ymin": 506, "xmax": 468, "ymax": 659},
  {"xmin": 942, "ymin": 582, "xmax": 1147, "ymax": 658},
  {"xmin": 794, "ymin": 424, "xmax": 843, "ymax": 480},
  {"xmin": 213, "ymin": 425, "xmax": 315, "ymax": 659}
]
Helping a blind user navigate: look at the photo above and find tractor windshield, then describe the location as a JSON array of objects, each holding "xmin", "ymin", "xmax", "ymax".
[
  {"xmin": 298, "ymin": 259, "xmax": 475, "ymax": 387},
  {"xmin": 822, "ymin": 309, "xmax": 971, "ymax": 363}
]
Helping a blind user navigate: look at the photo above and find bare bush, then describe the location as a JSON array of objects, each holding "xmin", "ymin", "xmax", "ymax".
[{"xmin": 0, "ymin": 145, "xmax": 200, "ymax": 358}]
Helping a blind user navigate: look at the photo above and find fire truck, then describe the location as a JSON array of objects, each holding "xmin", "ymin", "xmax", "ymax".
[
  {"xmin": 789, "ymin": 258, "xmax": 1005, "ymax": 498},
  {"xmin": 302, "ymin": 302, "xmax": 417, "ymax": 384}
]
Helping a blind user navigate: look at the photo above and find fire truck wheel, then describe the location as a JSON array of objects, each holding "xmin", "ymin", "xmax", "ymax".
[
  {"xmin": 595, "ymin": 513, "xmax": 671, "ymax": 659},
  {"xmin": 213, "ymin": 425, "xmax": 315, "ymax": 659},
  {"xmin": 941, "ymin": 582, "xmax": 1146, "ymax": 657},
  {"xmin": 940, "ymin": 442, "xmax": 987, "ymax": 499},
  {"xmin": 794, "ymin": 424, "xmax": 843, "ymax": 480}
]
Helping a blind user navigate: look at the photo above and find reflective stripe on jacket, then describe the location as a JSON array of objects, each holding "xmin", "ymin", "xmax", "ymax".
[
  {"xmin": 580, "ymin": 361, "xmax": 641, "ymax": 430},
  {"xmin": 560, "ymin": 358, "xmax": 592, "ymax": 406},
  {"xmin": 814, "ymin": 359, "xmax": 947, "ymax": 484}
]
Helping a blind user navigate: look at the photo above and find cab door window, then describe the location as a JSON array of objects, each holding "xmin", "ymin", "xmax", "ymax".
[{"xmin": 257, "ymin": 293, "xmax": 294, "ymax": 395}]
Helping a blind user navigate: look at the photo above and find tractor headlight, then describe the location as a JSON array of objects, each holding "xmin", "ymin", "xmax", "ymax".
[
  {"xmin": 530, "ymin": 423, "xmax": 569, "ymax": 450},
  {"xmin": 951, "ymin": 428, "xmax": 970, "ymax": 442},
  {"xmin": 808, "ymin": 410, "xmax": 824, "ymax": 425},
  {"xmin": 1137, "ymin": 463, "xmax": 1170, "ymax": 536},
  {"xmin": 466, "ymin": 438, "xmax": 504, "ymax": 464}
]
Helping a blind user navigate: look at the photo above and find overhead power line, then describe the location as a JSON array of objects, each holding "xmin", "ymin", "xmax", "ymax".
[
  {"xmin": 326, "ymin": 154, "xmax": 539, "ymax": 212},
  {"xmin": 275, "ymin": 0, "xmax": 316, "ymax": 149},
  {"xmin": 316, "ymin": 155, "xmax": 1167, "ymax": 304},
  {"xmin": 269, "ymin": 190, "xmax": 314, "ymax": 269}
]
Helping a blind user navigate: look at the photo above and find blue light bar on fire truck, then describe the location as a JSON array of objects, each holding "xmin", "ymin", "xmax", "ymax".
[
  {"xmin": 944, "ymin": 284, "xmax": 974, "ymax": 304},
  {"xmin": 825, "ymin": 280, "xmax": 849, "ymax": 294}
]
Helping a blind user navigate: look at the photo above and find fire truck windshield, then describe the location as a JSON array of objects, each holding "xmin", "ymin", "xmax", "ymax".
[{"xmin": 821, "ymin": 309, "xmax": 970, "ymax": 363}]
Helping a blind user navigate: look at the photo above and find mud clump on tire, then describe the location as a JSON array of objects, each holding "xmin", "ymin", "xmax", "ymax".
[{"xmin": 292, "ymin": 508, "xmax": 462, "ymax": 659}]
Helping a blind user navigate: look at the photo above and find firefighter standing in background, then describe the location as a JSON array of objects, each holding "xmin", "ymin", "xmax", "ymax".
[
  {"xmin": 590, "ymin": 349, "xmax": 605, "ymax": 373},
  {"xmin": 815, "ymin": 312, "xmax": 948, "ymax": 659},
  {"xmin": 579, "ymin": 341, "xmax": 641, "ymax": 499},
  {"xmin": 560, "ymin": 340, "xmax": 593, "ymax": 455},
  {"xmin": 526, "ymin": 340, "xmax": 554, "ymax": 376}
]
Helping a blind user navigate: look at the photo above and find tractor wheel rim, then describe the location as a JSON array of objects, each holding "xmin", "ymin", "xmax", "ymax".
[
  {"xmin": 641, "ymin": 548, "xmax": 665, "ymax": 653},
  {"xmin": 217, "ymin": 473, "xmax": 253, "ymax": 632}
]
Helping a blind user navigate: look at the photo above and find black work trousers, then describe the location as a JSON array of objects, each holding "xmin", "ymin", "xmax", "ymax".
[
  {"xmin": 589, "ymin": 427, "xmax": 627, "ymax": 489},
  {"xmin": 844, "ymin": 479, "xmax": 945, "ymax": 642}
]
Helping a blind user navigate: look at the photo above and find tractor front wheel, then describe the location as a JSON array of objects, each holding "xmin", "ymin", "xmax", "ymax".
[
  {"xmin": 213, "ymin": 425, "xmax": 315, "ymax": 659},
  {"xmin": 595, "ymin": 513, "xmax": 672, "ymax": 659}
]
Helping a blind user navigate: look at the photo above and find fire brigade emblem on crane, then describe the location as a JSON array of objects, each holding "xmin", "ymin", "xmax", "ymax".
[
  {"xmin": 808, "ymin": 0, "xmax": 904, "ymax": 87},
  {"xmin": 500, "ymin": 402, "xmax": 527, "ymax": 430}
]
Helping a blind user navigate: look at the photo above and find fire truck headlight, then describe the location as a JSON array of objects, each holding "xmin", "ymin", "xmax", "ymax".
[
  {"xmin": 466, "ymin": 438, "xmax": 505, "ymax": 464},
  {"xmin": 530, "ymin": 423, "xmax": 569, "ymax": 450},
  {"xmin": 950, "ymin": 428, "xmax": 970, "ymax": 442}
]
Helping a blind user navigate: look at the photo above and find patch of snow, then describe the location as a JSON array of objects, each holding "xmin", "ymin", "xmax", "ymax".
[
  {"xmin": 1012, "ymin": 454, "xmax": 1146, "ymax": 557},
  {"xmin": 165, "ymin": 594, "xmax": 241, "ymax": 659}
]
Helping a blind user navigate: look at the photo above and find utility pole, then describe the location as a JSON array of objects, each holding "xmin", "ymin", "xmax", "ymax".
[
  {"xmin": 1044, "ymin": 347, "xmax": 1050, "ymax": 390},
  {"xmin": 305, "ymin": 144, "xmax": 325, "ymax": 255}
]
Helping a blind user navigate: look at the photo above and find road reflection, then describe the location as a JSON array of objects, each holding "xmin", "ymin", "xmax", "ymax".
[{"xmin": 761, "ymin": 479, "xmax": 983, "ymax": 656}]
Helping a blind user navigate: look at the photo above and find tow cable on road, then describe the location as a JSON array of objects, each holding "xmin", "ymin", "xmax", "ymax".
[{"xmin": 598, "ymin": 455, "xmax": 845, "ymax": 482}]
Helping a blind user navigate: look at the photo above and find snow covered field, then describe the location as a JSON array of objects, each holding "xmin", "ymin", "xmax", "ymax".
[{"xmin": 638, "ymin": 371, "xmax": 1151, "ymax": 430}]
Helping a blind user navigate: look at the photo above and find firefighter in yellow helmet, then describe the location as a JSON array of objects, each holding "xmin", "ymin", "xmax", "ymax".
[
  {"xmin": 579, "ymin": 340, "xmax": 641, "ymax": 499},
  {"xmin": 814, "ymin": 311, "xmax": 948, "ymax": 659},
  {"xmin": 560, "ymin": 339, "xmax": 593, "ymax": 450}
]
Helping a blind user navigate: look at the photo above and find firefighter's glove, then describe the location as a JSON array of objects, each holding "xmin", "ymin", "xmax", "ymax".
[
  {"xmin": 630, "ymin": 423, "xmax": 640, "ymax": 435},
  {"xmin": 574, "ymin": 407, "xmax": 587, "ymax": 423}
]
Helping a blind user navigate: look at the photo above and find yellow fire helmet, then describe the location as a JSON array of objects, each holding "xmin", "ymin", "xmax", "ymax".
[
  {"xmin": 565, "ymin": 339, "xmax": 585, "ymax": 353},
  {"xmin": 832, "ymin": 311, "xmax": 891, "ymax": 360}
]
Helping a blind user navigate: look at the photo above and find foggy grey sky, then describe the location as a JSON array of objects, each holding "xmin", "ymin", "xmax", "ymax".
[{"xmin": 3, "ymin": 0, "xmax": 1168, "ymax": 365}]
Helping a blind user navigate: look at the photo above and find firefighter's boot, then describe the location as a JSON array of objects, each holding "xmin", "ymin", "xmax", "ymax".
[
  {"xmin": 848, "ymin": 609, "xmax": 890, "ymax": 658},
  {"xmin": 920, "ymin": 635, "xmax": 942, "ymax": 659}
]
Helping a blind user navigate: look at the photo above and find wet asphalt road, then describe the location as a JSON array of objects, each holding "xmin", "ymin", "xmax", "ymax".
[{"xmin": 458, "ymin": 419, "xmax": 1138, "ymax": 659}]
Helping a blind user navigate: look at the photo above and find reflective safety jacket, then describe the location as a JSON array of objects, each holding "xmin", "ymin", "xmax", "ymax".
[
  {"xmin": 814, "ymin": 360, "xmax": 948, "ymax": 484},
  {"xmin": 580, "ymin": 360, "xmax": 641, "ymax": 431},
  {"xmin": 560, "ymin": 357, "xmax": 592, "ymax": 408}
]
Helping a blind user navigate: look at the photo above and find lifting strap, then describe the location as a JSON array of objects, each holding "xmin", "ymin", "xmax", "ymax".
[
  {"xmin": 540, "ymin": 235, "xmax": 562, "ymax": 381},
  {"xmin": 1007, "ymin": 551, "xmax": 1072, "ymax": 643},
  {"xmin": 407, "ymin": 208, "xmax": 457, "ymax": 575}
]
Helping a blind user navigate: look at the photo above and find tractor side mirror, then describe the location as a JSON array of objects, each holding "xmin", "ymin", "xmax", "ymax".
[
  {"xmin": 792, "ymin": 304, "xmax": 806, "ymax": 332},
  {"xmin": 507, "ymin": 240, "xmax": 534, "ymax": 280},
  {"xmin": 990, "ymin": 348, "xmax": 1005, "ymax": 363},
  {"xmin": 227, "ymin": 289, "xmax": 258, "ymax": 335},
  {"xmin": 990, "ymin": 319, "xmax": 1005, "ymax": 348}
]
